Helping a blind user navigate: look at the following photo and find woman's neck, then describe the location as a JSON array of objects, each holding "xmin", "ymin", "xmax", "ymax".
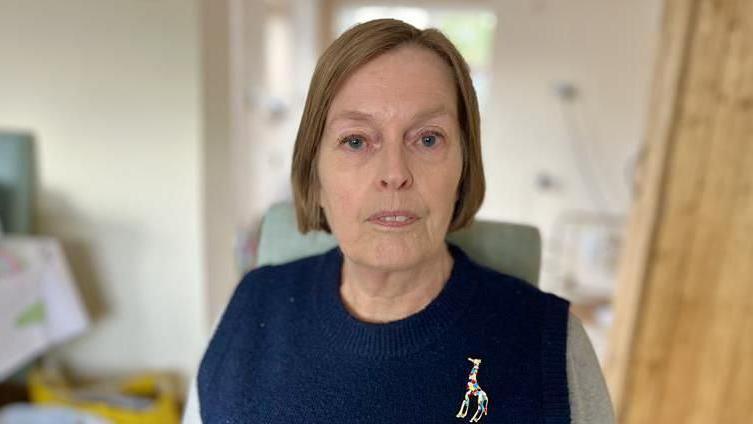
[{"xmin": 339, "ymin": 245, "xmax": 454, "ymax": 323}]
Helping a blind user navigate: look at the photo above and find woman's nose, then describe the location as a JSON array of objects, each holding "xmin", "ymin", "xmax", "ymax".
[{"xmin": 377, "ymin": 143, "xmax": 413, "ymax": 190}]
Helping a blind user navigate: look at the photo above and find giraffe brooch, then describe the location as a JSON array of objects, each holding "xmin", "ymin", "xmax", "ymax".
[{"xmin": 456, "ymin": 357, "xmax": 489, "ymax": 422}]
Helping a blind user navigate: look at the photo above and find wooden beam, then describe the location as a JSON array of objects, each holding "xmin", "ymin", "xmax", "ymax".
[
  {"xmin": 608, "ymin": 0, "xmax": 753, "ymax": 422},
  {"xmin": 604, "ymin": 0, "xmax": 698, "ymax": 413}
]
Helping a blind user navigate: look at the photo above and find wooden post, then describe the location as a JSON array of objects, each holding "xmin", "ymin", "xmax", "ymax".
[{"xmin": 606, "ymin": 0, "xmax": 753, "ymax": 422}]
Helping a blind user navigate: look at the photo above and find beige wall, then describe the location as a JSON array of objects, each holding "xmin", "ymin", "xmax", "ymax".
[
  {"xmin": 0, "ymin": 0, "xmax": 206, "ymax": 382},
  {"xmin": 479, "ymin": 0, "xmax": 662, "ymax": 271},
  {"xmin": 482, "ymin": 0, "xmax": 661, "ymax": 213}
]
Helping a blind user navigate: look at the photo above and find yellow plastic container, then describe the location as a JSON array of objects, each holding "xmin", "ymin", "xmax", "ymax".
[{"xmin": 28, "ymin": 367, "xmax": 180, "ymax": 424}]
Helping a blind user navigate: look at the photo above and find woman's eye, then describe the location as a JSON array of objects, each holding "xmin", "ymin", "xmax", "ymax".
[
  {"xmin": 420, "ymin": 133, "xmax": 440, "ymax": 148},
  {"xmin": 340, "ymin": 136, "xmax": 366, "ymax": 150}
]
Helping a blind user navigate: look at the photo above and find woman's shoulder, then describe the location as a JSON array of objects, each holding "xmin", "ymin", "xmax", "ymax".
[
  {"xmin": 456, "ymin": 250, "xmax": 572, "ymax": 342},
  {"xmin": 208, "ymin": 249, "xmax": 333, "ymax": 338},
  {"xmin": 461, "ymin": 252, "xmax": 569, "ymax": 309},
  {"xmin": 197, "ymin": 251, "xmax": 332, "ymax": 387},
  {"xmin": 231, "ymin": 248, "xmax": 332, "ymax": 299}
]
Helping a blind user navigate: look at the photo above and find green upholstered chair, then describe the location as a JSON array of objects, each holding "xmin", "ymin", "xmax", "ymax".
[{"xmin": 256, "ymin": 202, "xmax": 542, "ymax": 286}]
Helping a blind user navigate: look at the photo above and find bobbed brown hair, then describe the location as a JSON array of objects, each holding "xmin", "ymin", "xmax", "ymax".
[{"xmin": 291, "ymin": 18, "xmax": 485, "ymax": 234}]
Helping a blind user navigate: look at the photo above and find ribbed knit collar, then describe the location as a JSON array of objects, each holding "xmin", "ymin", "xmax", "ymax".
[{"xmin": 311, "ymin": 242, "xmax": 479, "ymax": 359}]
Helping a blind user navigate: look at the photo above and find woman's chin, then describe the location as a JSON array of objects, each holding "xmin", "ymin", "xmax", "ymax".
[{"xmin": 346, "ymin": 237, "xmax": 435, "ymax": 271}]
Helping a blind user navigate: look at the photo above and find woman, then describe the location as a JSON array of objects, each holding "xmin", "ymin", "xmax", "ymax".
[{"xmin": 184, "ymin": 19, "xmax": 613, "ymax": 423}]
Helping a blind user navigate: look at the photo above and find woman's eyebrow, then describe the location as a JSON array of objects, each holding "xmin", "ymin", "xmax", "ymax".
[
  {"xmin": 411, "ymin": 105, "xmax": 456, "ymax": 123},
  {"xmin": 328, "ymin": 110, "xmax": 375, "ymax": 127}
]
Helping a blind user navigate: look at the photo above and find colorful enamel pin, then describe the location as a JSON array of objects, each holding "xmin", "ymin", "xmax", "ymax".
[{"xmin": 456, "ymin": 357, "xmax": 489, "ymax": 422}]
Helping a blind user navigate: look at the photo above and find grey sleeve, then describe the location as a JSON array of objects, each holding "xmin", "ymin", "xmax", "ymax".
[
  {"xmin": 182, "ymin": 300, "xmax": 230, "ymax": 424},
  {"xmin": 181, "ymin": 375, "xmax": 201, "ymax": 424},
  {"xmin": 567, "ymin": 313, "xmax": 615, "ymax": 424}
]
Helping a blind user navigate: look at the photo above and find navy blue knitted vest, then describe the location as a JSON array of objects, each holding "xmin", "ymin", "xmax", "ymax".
[{"xmin": 198, "ymin": 243, "xmax": 571, "ymax": 423}]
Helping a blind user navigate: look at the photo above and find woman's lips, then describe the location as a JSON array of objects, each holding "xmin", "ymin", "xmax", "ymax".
[{"xmin": 367, "ymin": 210, "xmax": 419, "ymax": 227}]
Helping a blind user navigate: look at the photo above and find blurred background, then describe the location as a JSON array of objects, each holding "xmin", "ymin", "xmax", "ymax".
[{"xmin": 1, "ymin": 0, "xmax": 751, "ymax": 423}]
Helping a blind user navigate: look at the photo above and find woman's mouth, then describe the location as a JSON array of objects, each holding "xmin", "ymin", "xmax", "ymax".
[{"xmin": 367, "ymin": 211, "xmax": 419, "ymax": 228}]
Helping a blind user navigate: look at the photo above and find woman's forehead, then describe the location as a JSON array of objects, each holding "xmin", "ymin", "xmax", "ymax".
[{"xmin": 326, "ymin": 46, "xmax": 458, "ymax": 124}]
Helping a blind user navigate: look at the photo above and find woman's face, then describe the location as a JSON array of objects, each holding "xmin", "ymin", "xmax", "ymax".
[{"xmin": 317, "ymin": 45, "xmax": 463, "ymax": 271}]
